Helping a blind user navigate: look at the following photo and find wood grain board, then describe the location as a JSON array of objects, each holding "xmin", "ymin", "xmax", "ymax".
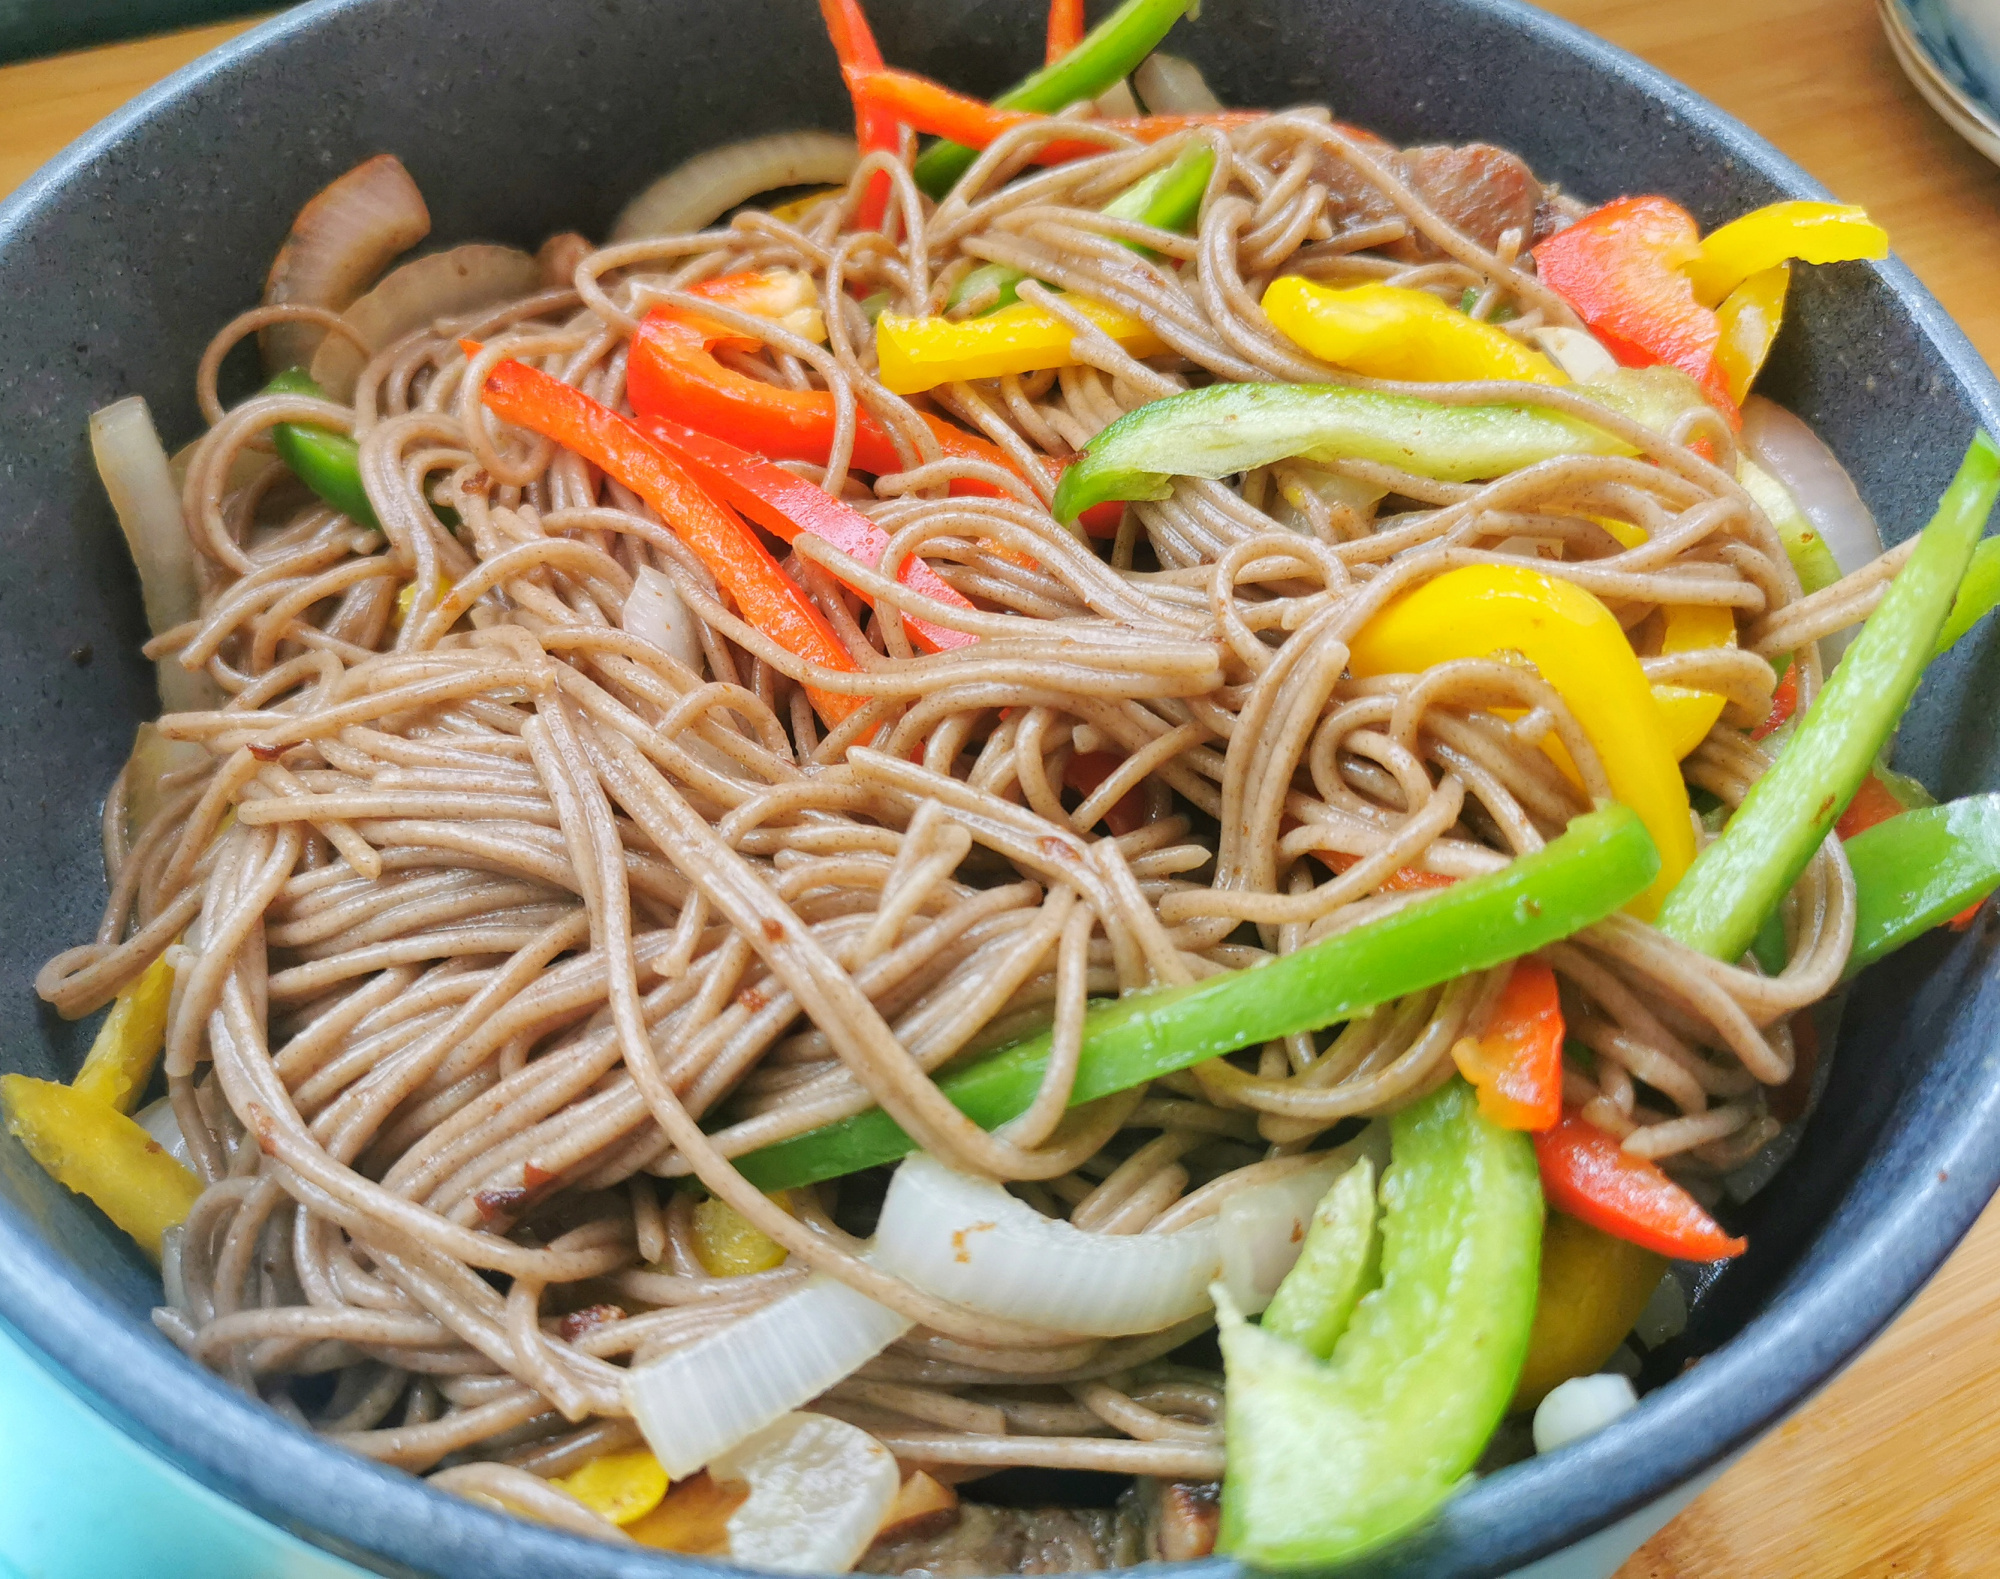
[{"xmin": 3, "ymin": 4, "xmax": 1999, "ymax": 1574}]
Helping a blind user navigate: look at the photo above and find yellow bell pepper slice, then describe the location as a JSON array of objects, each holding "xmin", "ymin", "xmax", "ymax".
[
  {"xmin": 1683, "ymin": 200, "xmax": 1887, "ymax": 307},
  {"xmin": 691, "ymin": 1190, "xmax": 791, "ymax": 1276},
  {"xmin": 875, "ymin": 298, "xmax": 1166, "ymax": 394},
  {"xmin": 1, "ymin": 1074, "xmax": 201, "ymax": 1260},
  {"xmin": 1261, "ymin": 277, "xmax": 1567, "ymax": 385},
  {"xmin": 71, "ymin": 950, "xmax": 175, "ymax": 1113},
  {"xmin": 1347, "ymin": 563, "xmax": 1694, "ymax": 915},
  {"xmin": 1651, "ymin": 601, "xmax": 1738, "ymax": 759},
  {"xmin": 556, "ymin": 1448, "xmax": 670, "ymax": 1526},
  {"xmin": 1713, "ymin": 264, "xmax": 1790, "ymax": 406},
  {"xmin": 1512, "ymin": 1211, "xmax": 1667, "ymax": 1410}
]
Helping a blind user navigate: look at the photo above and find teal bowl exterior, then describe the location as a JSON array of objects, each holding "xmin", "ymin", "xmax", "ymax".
[{"xmin": 3, "ymin": 1, "xmax": 2000, "ymax": 1575}]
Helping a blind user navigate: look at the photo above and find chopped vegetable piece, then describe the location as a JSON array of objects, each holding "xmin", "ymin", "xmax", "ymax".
[
  {"xmin": 1531, "ymin": 195, "xmax": 1735, "ymax": 416},
  {"xmin": 1051, "ymin": 381, "xmax": 1635, "ymax": 522},
  {"xmin": 1063, "ymin": 749, "xmax": 1146, "ymax": 835},
  {"xmin": 1533, "ymin": 1372, "xmax": 1638, "ymax": 1452},
  {"xmin": 1347, "ymin": 563, "xmax": 1694, "ymax": 916},
  {"xmin": 1651, "ymin": 600, "xmax": 1737, "ymax": 759},
  {"xmin": 1261, "ymin": 278, "xmax": 1567, "ymax": 385},
  {"xmin": 71, "ymin": 951, "xmax": 174, "ymax": 1113},
  {"xmin": 555, "ymin": 1449, "xmax": 670, "ymax": 1526},
  {"xmin": 265, "ymin": 368, "xmax": 381, "ymax": 529},
  {"xmin": 1844, "ymin": 796, "xmax": 2000, "ymax": 977},
  {"xmin": 1834, "ymin": 769, "xmax": 1910, "ymax": 841},
  {"xmin": 735, "ymin": 803, "xmax": 1659, "ymax": 1190},
  {"xmin": 1046, "ymin": 0, "xmax": 1085, "ymax": 63},
  {"xmin": 912, "ymin": 0, "xmax": 1197, "ymax": 197},
  {"xmin": 627, "ymin": 1470, "xmax": 747, "ymax": 1554},
  {"xmin": 1, "ymin": 1074, "xmax": 201, "ymax": 1260},
  {"xmin": 1934, "ymin": 534, "xmax": 2000, "ymax": 657},
  {"xmin": 1533, "ymin": 1110, "xmax": 1746, "ymax": 1260},
  {"xmin": 877, "ymin": 296, "xmax": 1167, "ymax": 394},
  {"xmin": 1753, "ymin": 657, "xmax": 1799, "ymax": 741},
  {"xmin": 1259, "ymin": 1158, "xmax": 1381, "ymax": 1360},
  {"xmin": 1655, "ymin": 432, "xmax": 2000, "ymax": 961},
  {"xmin": 1713, "ymin": 264, "xmax": 1789, "ymax": 406},
  {"xmin": 816, "ymin": 0, "xmax": 899, "ymax": 229},
  {"xmin": 636, "ymin": 415, "xmax": 978, "ymax": 652},
  {"xmin": 1216, "ymin": 1079, "xmax": 1543, "ymax": 1567},
  {"xmin": 875, "ymin": 1470, "xmax": 959, "ymax": 1543},
  {"xmin": 1512, "ymin": 1212, "xmax": 1666, "ymax": 1410},
  {"xmin": 1683, "ymin": 200, "xmax": 1888, "ymax": 307},
  {"xmin": 476, "ymin": 352, "xmax": 866, "ymax": 725},
  {"xmin": 692, "ymin": 1192, "xmax": 791, "ymax": 1276},
  {"xmin": 1739, "ymin": 458, "xmax": 1844, "ymax": 596},
  {"xmin": 1450, "ymin": 958, "xmax": 1564, "ymax": 1130}
]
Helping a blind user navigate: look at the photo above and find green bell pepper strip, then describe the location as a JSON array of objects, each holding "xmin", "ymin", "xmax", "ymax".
[
  {"xmin": 1259, "ymin": 1156, "xmax": 1380, "ymax": 1360},
  {"xmin": 1049, "ymin": 381, "xmax": 1637, "ymax": 522},
  {"xmin": 1843, "ymin": 796, "xmax": 2000, "ymax": 978},
  {"xmin": 1655, "ymin": 432, "xmax": 2000, "ymax": 962},
  {"xmin": 265, "ymin": 368, "xmax": 380, "ymax": 530},
  {"xmin": 1739, "ymin": 457, "xmax": 1845, "ymax": 596},
  {"xmin": 912, "ymin": 0, "xmax": 1195, "ymax": 199},
  {"xmin": 734, "ymin": 804, "xmax": 1659, "ymax": 1191},
  {"xmin": 1216, "ymin": 1079, "xmax": 1543, "ymax": 1568},
  {"xmin": 947, "ymin": 142, "xmax": 1214, "ymax": 315},
  {"xmin": 1934, "ymin": 534, "xmax": 2000, "ymax": 656}
]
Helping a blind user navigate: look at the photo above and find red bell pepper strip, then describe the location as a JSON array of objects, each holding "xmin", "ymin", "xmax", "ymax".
[
  {"xmin": 1532, "ymin": 196, "xmax": 1738, "ymax": 420},
  {"xmin": 1047, "ymin": 0, "xmax": 1086, "ymax": 64},
  {"xmin": 635, "ymin": 414, "xmax": 978, "ymax": 654},
  {"xmin": 816, "ymin": 0, "xmax": 899, "ymax": 230},
  {"xmin": 1451, "ymin": 959, "xmax": 1564, "ymax": 1131},
  {"xmin": 1064, "ymin": 750, "xmax": 1146, "ymax": 835},
  {"xmin": 1533, "ymin": 1109, "xmax": 1747, "ymax": 1260},
  {"xmin": 849, "ymin": 67, "xmax": 1263, "ymax": 169},
  {"xmin": 625, "ymin": 295, "xmax": 1122, "ymax": 536},
  {"xmin": 1326, "ymin": 850, "xmax": 1459, "ymax": 895},
  {"xmin": 473, "ymin": 352, "xmax": 865, "ymax": 724},
  {"xmin": 1751, "ymin": 657, "xmax": 1799, "ymax": 741},
  {"xmin": 1834, "ymin": 770, "xmax": 1907, "ymax": 841}
]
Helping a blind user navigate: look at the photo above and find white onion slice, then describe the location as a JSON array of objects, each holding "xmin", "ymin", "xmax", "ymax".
[
  {"xmin": 624, "ymin": 1273, "xmax": 912, "ymax": 1479},
  {"xmin": 89, "ymin": 398, "xmax": 222, "ymax": 714},
  {"xmin": 1529, "ymin": 325, "xmax": 1620, "ymax": 383},
  {"xmin": 1216, "ymin": 1125, "xmax": 1388, "ymax": 1313},
  {"xmin": 873, "ymin": 1153, "xmax": 1220, "ymax": 1337},
  {"xmin": 713, "ymin": 1412, "xmax": 901, "ymax": 1574},
  {"xmin": 261, "ymin": 154, "xmax": 430, "ymax": 373},
  {"xmin": 1533, "ymin": 1373, "xmax": 1638, "ymax": 1453},
  {"xmin": 1134, "ymin": 53, "xmax": 1224, "ymax": 114},
  {"xmin": 612, "ymin": 132, "xmax": 860, "ymax": 241},
  {"xmin": 135, "ymin": 1095, "xmax": 191, "ymax": 1169},
  {"xmin": 621, "ymin": 565, "xmax": 706, "ymax": 678},
  {"xmin": 1741, "ymin": 394, "xmax": 1883, "ymax": 575},
  {"xmin": 309, "ymin": 243, "xmax": 541, "ymax": 401}
]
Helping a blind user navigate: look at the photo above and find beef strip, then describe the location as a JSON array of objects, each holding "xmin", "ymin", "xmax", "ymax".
[{"xmin": 1317, "ymin": 136, "xmax": 1550, "ymax": 261}]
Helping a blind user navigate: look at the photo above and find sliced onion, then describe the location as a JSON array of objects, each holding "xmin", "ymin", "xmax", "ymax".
[
  {"xmin": 873, "ymin": 1153, "xmax": 1220, "ymax": 1337},
  {"xmin": 135, "ymin": 1095, "xmax": 191, "ymax": 1169},
  {"xmin": 309, "ymin": 243, "xmax": 541, "ymax": 401},
  {"xmin": 712, "ymin": 1412, "xmax": 901, "ymax": 1574},
  {"xmin": 1741, "ymin": 394, "xmax": 1883, "ymax": 575},
  {"xmin": 613, "ymin": 132, "xmax": 860, "ymax": 242},
  {"xmin": 1530, "ymin": 325, "xmax": 1620, "ymax": 383},
  {"xmin": 126, "ymin": 723, "xmax": 208, "ymax": 839},
  {"xmin": 1216, "ymin": 1126, "xmax": 1386, "ymax": 1314},
  {"xmin": 261, "ymin": 154, "xmax": 430, "ymax": 373},
  {"xmin": 621, "ymin": 565, "xmax": 706, "ymax": 677},
  {"xmin": 624, "ymin": 1273, "xmax": 912, "ymax": 1479},
  {"xmin": 1094, "ymin": 78, "xmax": 1142, "ymax": 118},
  {"xmin": 1134, "ymin": 53, "xmax": 1224, "ymax": 114},
  {"xmin": 89, "ymin": 398, "xmax": 223, "ymax": 714}
]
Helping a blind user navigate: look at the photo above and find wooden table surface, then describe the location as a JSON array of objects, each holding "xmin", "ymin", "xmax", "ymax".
[{"xmin": 3, "ymin": 4, "xmax": 2000, "ymax": 1574}]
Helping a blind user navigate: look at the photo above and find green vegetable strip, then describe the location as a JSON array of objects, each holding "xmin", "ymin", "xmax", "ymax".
[
  {"xmin": 1934, "ymin": 534, "xmax": 2000, "ymax": 656},
  {"xmin": 1259, "ymin": 1158, "xmax": 1381, "ymax": 1360},
  {"xmin": 735, "ymin": 805, "xmax": 1659, "ymax": 1190},
  {"xmin": 1844, "ymin": 796, "xmax": 2000, "ymax": 978},
  {"xmin": 265, "ymin": 368, "xmax": 381, "ymax": 530},
  {"xmin": 947, "ymin": 142, "xmax": 1214, "ymax": 315},
  {"xmin": 1216, "ymin": 1081, "xmax": 1543, "ymax": 1568},
  {"xmin": 1739, "ymin": 458, "xmax": 1844, "ymax": 596},
  {"xmin": 1656, "ymin": 432, "xmax": 2000, "ymax": 962},
  {"xmin": 1050, "ymin": 381, "xmax": 1638, "ymax": 522},
  {"xmin": 912, "ymin": 0, "xmax": 1195, "ymax": 198}
]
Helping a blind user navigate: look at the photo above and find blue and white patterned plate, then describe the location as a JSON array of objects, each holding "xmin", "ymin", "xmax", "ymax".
[{"xmin": 1883, "ymin": 0, "xmax": 2000, "ymax": 166}]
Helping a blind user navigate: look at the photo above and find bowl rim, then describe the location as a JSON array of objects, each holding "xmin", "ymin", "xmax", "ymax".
[{"xmin": 5, "ymin": 0, "xmax": 2000, "ymax": 1574}]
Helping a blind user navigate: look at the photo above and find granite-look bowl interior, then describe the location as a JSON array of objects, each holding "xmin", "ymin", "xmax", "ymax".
[{"xmin": 2, "ymin": 1, "xmax": 1998, "ymax": 1574}]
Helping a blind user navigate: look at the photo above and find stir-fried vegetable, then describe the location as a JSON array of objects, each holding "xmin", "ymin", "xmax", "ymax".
[
  {"xmin": 1655, "ymin": 432, "xmax": 2000, "ymax": 961},
  {"xmin": 1682, "ymin": 200, "xmax": 1888, "ymax": 306},
  {"xmin": 70, "ymin": 951, "xmax": 174, "ymax": 1113},
  {"xmin": 1936, "ymin": 534, "xmax": 2000, "ymax": 656},
  {"xmin": 911, "ymin": 0, "xmax": 1198, "ymax": 197},
  {"xmin": 1262, "ymin": 277, "xmax": 1566, "ymax": 384},
  {"xmin": 1051, "ymin": 381, "xmax": 1635, "ymax": 521},
  {"xmin": 1347, "ymin": 563, "xmax": 1694, "ymax": 916},
  {"xmin": 476, "ymin": 353, "xmax": 867, "ymax": 725},
  {"xmin": 555, "ymin": 1449, "xmax": 671, "ymax": 1527},
  {"xmin": 1512, "ymin": 1213, "xmax": 1666, "ymax": 1410},
  {"xmin": 1217, "ymin": 1079, "xmax": 1542, "ymax": 1567},
  {"xmin": 1713, "ymin": 265, "xmax": 1790, "ymax": 407},
  {"xmin": 737, "ymin": 803, "xmax": 1659, "ymax": 1190},
  {"xmin": 817, "ymin": 0, "xmax": 899, "ymax": 229},
  {"xmin": 264, "ymin": 368, "xmax": 382, "ymax": 529},
  {"xmin": 1844, "ymin": 796, "xmax": 2000, "ymax": 976},
  {"xmin": 877, "ymin": 296, "xmax": 1166, "ymax": 393},
  {"xmin": 692, "ymin": 1193, "xmax": 791, "ymax": 1276},
  {"xmin": 1218, "ymin": 1133, "xmax": 1382, "ymax": 1313},
  {"xmin": 0, "ymin": 1075, "xmax": 201, "ymax": 1260},
  {"xmin": 1533, "ymin": 1111, "xmax": 1746, "ymax": 1260},
  {"xmin": 1449, "ymin": 958, "xmax": 1564, "ymax": 1131},
  {"xmin": 1046, "ymin": 0, "xmax": 1085, "ymax": 63},
  {"xmin": 710, "ymin": 1413, "xmax": 901, "ymax": 1574},
  {"xmin": 1258, "ymin": 1159, "xmax": 1381, "ymax": 1358},
  {"xmin": 1651, "ymin": 600, "xmax": 1737, "ymax": 758}
]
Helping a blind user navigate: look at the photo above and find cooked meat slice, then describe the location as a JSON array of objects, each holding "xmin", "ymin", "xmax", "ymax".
[{"xmin": 1392, "ymin": 143, "xmax": 1542, "ymax": 260}]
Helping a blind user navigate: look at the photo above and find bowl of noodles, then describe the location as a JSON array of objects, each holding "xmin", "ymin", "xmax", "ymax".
[{"xmin": 3, "ymin": 0, "xmax": 2000, "ymax": 1574}]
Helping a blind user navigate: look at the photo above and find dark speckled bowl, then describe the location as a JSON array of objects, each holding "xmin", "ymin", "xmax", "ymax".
[{"xmin": 2, "ymin": 1, "xmax": 1998, "ymax": 1575}]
